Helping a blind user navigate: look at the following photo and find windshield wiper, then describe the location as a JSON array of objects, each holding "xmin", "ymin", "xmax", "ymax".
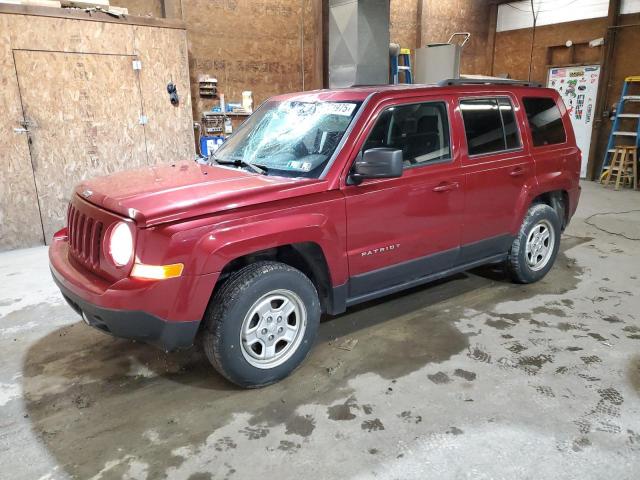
[{"xmin": 210, "ymin": 156, "xmax": 267, "ymax": 175}]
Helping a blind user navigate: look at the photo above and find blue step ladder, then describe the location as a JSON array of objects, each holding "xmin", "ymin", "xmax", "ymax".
[
  {"xmin": 601, "ymin": 76, "xmax": 640, "ymax": 178},
  {"xmin": 391, "ymin": 48, "xmax": 412, "ymax": 84}
]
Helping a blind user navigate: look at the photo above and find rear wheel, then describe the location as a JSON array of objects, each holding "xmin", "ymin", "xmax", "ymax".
[
  {"xmin": 506, "ymin": 203, "xmax": 561, "ymax": 284},
  {"xmin": 202, "ymin": 261, "xmax": 320, "ymax": 388}
]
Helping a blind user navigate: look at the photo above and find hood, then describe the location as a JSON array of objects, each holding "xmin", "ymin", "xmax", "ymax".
[{"xmin": 75, "ymin": 161, "xmax": 318, "ymax": 227}]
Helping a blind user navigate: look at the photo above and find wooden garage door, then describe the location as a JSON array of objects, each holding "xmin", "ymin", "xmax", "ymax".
[{"xmin": 13, "ymin": 50, "xmax": 149, "ymax": 243}]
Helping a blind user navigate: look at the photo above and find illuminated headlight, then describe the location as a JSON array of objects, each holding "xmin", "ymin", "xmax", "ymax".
[{"xmin": 108, "ymin": 222, "xmax": 133, "ymax": 266}]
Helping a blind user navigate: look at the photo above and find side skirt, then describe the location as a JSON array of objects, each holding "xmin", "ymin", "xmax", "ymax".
[
  {"xmin": 327, "ymin": 234, "xmax": 514, "ymax": 314},
  {"xmin": 345, "ymin": 253, "xmax": 507, "ymax": 308}
]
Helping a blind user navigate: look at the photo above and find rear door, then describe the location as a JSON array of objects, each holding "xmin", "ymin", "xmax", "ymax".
[
  {"xmin": 521, "ymin": 94, "xmax": 580, "ymax": 183},
  {"xmin": 343, "ymin": 95, "xmax": 464, "ymax": 300},
  {"xmin": 457, "ymin": 94, "xmax": 535, "ymax": 262}
]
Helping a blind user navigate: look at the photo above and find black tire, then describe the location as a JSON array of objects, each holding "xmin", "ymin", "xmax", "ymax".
[
  {"xmin": 202, "ymin": 261, "xmax": 321, "ymax": 388},
  {"xmin": 506, "ymin": 203, "xmax": 561, "ymax": 284}
]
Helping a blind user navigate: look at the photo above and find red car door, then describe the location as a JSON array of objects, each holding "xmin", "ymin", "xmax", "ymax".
[
  {"xmin": 456, "ymin": 94, "xmax": 535, "ymax": 262},
  {"xmin": 342, "ymin": 95, "xmax": 464, "ymax": 301}
]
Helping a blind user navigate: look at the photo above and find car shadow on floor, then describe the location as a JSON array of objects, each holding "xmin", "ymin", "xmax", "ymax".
[{"xmin": 19, "ymin": 236, "xmax": 588, "ymax": 478}]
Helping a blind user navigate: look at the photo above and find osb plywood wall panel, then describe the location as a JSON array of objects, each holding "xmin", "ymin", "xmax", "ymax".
[
  {"xmin": 0, "ymin": 12, "xmax": 194, "ymax": 250},
  {"xmin": 13, "ymin": 50, "xmax": 149, "ymax": 242},
  {"xmin": 133, "ymin": 25, "xmax": 195, "ymax": 163},
  {"xmin": 302, "ymin": 0, "xmax": 323, "ymax": 92},
  {"xmin": 390, "ymin": 0, "xmax": 492, "ymax": 76},
  {"xmin": 0, "ymin": 16, "xmax": 43, "ymax": 250},
  {"xmin": 8, "ymin": 15, "xmax": 135, "ymax": 54},
  {"xmin": 182, "ymin": 0, "xmax": 320, "ymax": 119},
  {"xmin": 493, "ymin": 17, "xmax": 606, "ymax": 82},
  {"xmin": 390, "ymin": 0, "xmax": 419, "ymax": 53}
]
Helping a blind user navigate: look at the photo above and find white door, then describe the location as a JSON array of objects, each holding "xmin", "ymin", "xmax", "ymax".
[{"xmin": 547, "ymin": 65, "xmax": 601, "ymax": 178}]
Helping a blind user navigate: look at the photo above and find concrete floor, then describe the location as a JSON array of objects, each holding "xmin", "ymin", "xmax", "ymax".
[{"xmin": 1, "ymin": 181, "xmax": 639, "ymax": 480}]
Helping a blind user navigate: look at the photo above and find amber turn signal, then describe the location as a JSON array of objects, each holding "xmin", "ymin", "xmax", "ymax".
[{"xmin": 131, "ymin": 263, "xmax": 184, "ymax": 280}]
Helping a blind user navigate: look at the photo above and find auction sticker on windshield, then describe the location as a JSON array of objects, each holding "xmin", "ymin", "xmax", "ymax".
[
  {"xmin": 288, "ymin": 161, "xmax": 313, "ymax": 172},
  {"xmin": 318, "ymin": 102, "xmax": 357, "ymax": 116}
]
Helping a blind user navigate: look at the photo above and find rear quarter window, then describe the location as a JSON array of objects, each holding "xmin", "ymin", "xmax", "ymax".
[{"xmin": 522, "ymin": 97, "xmax": 566, "ymax": 147}]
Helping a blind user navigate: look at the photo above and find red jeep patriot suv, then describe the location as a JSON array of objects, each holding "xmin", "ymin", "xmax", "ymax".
[{"xmin": 50, "ymin": 79, "xmax": 581, "ymax": 387}]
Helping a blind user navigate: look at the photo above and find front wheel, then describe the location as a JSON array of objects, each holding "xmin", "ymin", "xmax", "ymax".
[
  {"xmin": 202, "ymin": 261, "xmax": 321, "ymax": 388},
  {"xmin": 506, "ymin": 203, "xmax": 561, "ymax": 284}
]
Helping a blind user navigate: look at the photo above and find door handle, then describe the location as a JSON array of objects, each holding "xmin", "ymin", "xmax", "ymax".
[
  {"xmin": 509, "ymin": 166, "xmax": 526, "ymax": 177},
  {"xmin": 432, "ymin": 181, "xmax": 459, "ymax": 193}
]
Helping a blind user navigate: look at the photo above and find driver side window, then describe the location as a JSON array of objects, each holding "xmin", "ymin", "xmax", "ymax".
[{"xmin": 362, "ymin": 101, "xmax": 451, "ymax": 168}]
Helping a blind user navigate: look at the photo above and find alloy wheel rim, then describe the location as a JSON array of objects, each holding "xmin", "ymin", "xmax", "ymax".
[
  {"xmin": 239, "ymin": 289, "xmax": 307, "ymax": 369},
  {"xmin": 525, "ymin": 219, "xmax": 555, "ymax": 271}
]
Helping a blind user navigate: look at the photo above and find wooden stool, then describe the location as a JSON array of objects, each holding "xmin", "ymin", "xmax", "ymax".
[{"xmin": 603, "ymin": 146, "xmax": 638, "ymax": 190}]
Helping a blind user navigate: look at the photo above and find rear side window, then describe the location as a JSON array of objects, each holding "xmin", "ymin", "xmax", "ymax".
[
  {"xmin": 522, "ymin": 97, "xmax": 566, "ymax": 147},
  {"xmin": 460, "ymin": 97, "xmax": 521, "ymax": 156},
  {"xmin": 363, "ymin": 101, "xmax": 451, "ymax": 167}
]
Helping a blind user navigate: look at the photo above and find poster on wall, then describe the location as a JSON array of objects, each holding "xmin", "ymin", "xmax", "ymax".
[{"xmin": 547, "ymin": 65, "xmax": 601, "ymax": 178}]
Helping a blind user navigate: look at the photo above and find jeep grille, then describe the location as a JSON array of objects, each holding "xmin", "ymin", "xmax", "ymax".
[{"xmin": 67, "ymin": 203, "xmax": 103, "ymax": 268}]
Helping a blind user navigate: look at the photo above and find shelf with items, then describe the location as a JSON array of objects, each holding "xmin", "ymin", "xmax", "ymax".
[
  {"xmin": 198, "ymin": 77, "xmax": 218, "ymax": 98},
  {"xmin": 201, "ymin": 112, "xmax": 225, "ymax": 135}
]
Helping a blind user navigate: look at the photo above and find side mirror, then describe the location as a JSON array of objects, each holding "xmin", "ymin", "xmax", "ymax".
[{"xmin": 349, "ymin": 148, "xmax": 403, "ymax": 184}]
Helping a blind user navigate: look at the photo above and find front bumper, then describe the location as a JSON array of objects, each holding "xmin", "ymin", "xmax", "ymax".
[
  {"xmin": 53, "ymin": 273, "xmax": 200, "ymax": 351},
  {"xmin": 49, "ymin": 232, "xmax": 219, "ymax": 351}
]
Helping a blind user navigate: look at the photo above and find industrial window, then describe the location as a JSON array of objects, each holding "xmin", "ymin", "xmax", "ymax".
[
  {"xmin": 460, "ymin": 97, "xmax": 522, "ymax": 156},
  {"xmin": 362, "ymin": 102, "xmax": 451, "ymax": 167},
  {"xmin": 522, "ymin": 97, "xmax": 567, "ymax": 147}
]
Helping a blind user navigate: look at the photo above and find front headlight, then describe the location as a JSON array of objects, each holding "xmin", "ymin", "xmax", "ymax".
[{"xmin": 108, "ymin": 222, "xmax": 133, "ymax": 266}]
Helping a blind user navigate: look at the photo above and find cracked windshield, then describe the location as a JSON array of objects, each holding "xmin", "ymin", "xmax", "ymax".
[{"xmin": 212, "ymin": 99, "xmax": 361, "ymax": 178}]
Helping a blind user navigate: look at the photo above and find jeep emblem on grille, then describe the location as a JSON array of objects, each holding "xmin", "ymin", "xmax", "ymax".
[{"xmin": 82, "ymin": 189, "xmax": 93, "ymax": 198}]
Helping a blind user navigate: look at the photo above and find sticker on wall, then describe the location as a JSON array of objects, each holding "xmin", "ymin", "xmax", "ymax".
[
  {"xmin": 547, "ymin": 64, "xmax": 601, "ymax": 178},
  {"xmin": 549, "ymin": 68, "xmax": 567, "ymax": 79},
  {"xmin": 585, "ymin": 102, "xmax": 593, "ymax": 123},
  {"xmin": 575, "ymin": 94, "xmax": 585, "ymax": 120}
]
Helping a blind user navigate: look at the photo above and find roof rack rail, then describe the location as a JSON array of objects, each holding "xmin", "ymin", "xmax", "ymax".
[{"xmin": 437, "ymin": 78, "xmax": 543, "ymax": 88}]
